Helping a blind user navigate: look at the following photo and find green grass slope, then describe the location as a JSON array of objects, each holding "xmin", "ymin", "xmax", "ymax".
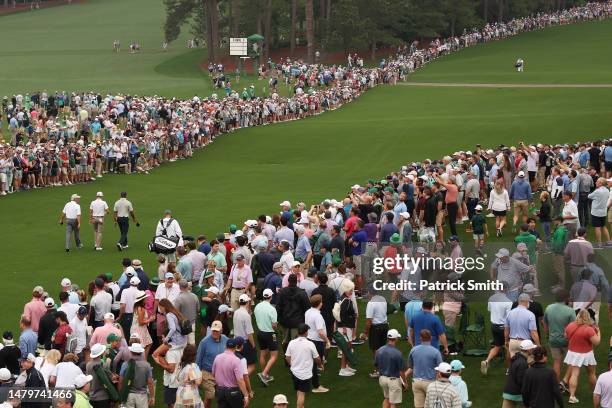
[{"xmin": 410, "ymin": 18, "xmax": 612, "ymax": 84}]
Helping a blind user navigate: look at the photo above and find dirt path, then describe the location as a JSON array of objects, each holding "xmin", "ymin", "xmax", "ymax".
[{"xmin": 400, "ymin": 82, "xmax": 612, "ymax": 88}]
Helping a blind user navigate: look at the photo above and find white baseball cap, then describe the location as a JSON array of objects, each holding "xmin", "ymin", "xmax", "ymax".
[
  {"xmin": 279, "ymin": 200, "xmax": 291, "ymax": 207},
  {"xmin": 0, "ymin": 368, "xmax": 11, "ymax": 381},
  {"xmin": 291, "ymin": 260, "xmax": 301, "ymax": 267},
  {"xmin": 399, "ymin": 212, "xmax": 411, "ymax": 219},
  {"xmin": 387, "ymin": 329, "xmax": 401, "ymax": 339},
  {"xmin": 96, "ymin": 191, "xmax": 104, "ymax": 197},
  {"xmin": 125, "ymin": 267, "xmax": 136, "ymax": 277},
  {"xmin": 475, "ymin": 204, "xmax": 483, "ymax": 211},
  {"xmin": 130, "ymin": 276, "xmax": 140, "ymax": 286},
  {"xmin": 211, "ymin": 320, "xmax": 223, "ymax": 331},
  {"xmin": 74, "ymin": 374, "xmax": 93, "ymax": 389},
  {"xmin": 70, "ymin": 194, "xmax": 80, "ymax": 200},
  {"xmin": 60, "ymin": 278, "xmax": 71, "ymax": 287},
  {"xmin": 518, "ymin": 171, "xmax": 525, "ymax": 178},
  {"xmin": 273, "ymin": 394, "xmax": 289, "ymax": 405},
  {"xmin": 496, "ymin": 248, "xmax": 510, "ymax": 258},
  {"xmin": 263, "ymin": 288, "xmax": 274, "ymax": 298},
  {"xmin": 351, "ymin": 184, "xmax": 361, "ymax": 189},
  {"xmin": 434, "ymin": 362, "xmax": 452, "ymax": 374},
  {"xmin": 104, "ymin": 312, "xmax": 115, "ymax": 321},
  {"xmin": 520, "ymin": 339, "xmax": 537, "ymax": 351},
  {"xmin": 239, "ymin": 294, "xmax": 251, "ymax": 303},
  {"xmin": 207, "ymin": 286, "xmax": 220, "ymax": 295},
  {"xmin": 44, "ymin": 298, "xmax": 55, "ymax": 307}
]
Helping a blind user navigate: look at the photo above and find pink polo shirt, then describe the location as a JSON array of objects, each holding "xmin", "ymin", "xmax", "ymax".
[
  {"xmin": 23, "ymin": 298, "xmax": 47, "ymax": 332},
  {"xmin": 282, "ymin": 272, "xmax": 304, "ymax": 288},
  {"xmin": 212, "ymin": 350, "xmax": 243, "ymax": 388},
  {"xmin": 89, "ymin": 323, "xmax": 122, "ymax": 346}
]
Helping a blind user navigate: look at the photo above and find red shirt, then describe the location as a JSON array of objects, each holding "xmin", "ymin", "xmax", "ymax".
[
  {"xmin": 344, "ymin": 215, "xmax": 360, "ymax": 238},
  {"xmin": 565, "ymin": 322, "xmax": 596, "ymax": 353},
  {"xmin": 223, "ymin": 241, "xmax": 236, "ymax": 270},
  {"xmin": 53, "ymin": 323, "xmax": 73, "ymax": 355}
]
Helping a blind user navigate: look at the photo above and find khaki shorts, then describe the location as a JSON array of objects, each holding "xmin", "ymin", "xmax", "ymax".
[
  {"xmin": 412, "ymin": 379, "xmax": 432, "ymax": 408},
  {"xmin": 230, "ymin": 287, "xmax": 247, "ymax": 311},
  {"xmin": 435, "ymin": 210, "xmax": 446, "ymax": 227},
  {"xmin": 508, "ymin": 339, "xmax": 522, "ymax": 358},
  {"xmin": 550, "ymin": 346, "xmax": 567, "ymax": 360},
  {"xmin": 379, "ymin": 376, "xmax": 403, "ymax": 405},
  {"xmin": 202, "ymin": 370, "xmax": 216, "ymax": 400},
  {"xmin": 514, "ymin": 200, "xmax": 529, "ymax": 216}
]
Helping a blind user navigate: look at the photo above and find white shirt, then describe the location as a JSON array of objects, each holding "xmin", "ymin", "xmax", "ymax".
[
  {"xmin": 90, "ymin": 291, "xmax": 113, "ymax": 321},
  {"xmin": 69, "ymin": 316, "xmax": 88, "ymax": 354},
  {"xmin": 305, "ymin": 308, "xmax": 327, "ymax": 342},
  {"xmin": 487, "ymin": 293, "xmax": 513, "ymax": 325},
  {"xmin": 63, "ymin": 201, "xmax": 81, "ymax": 219},
  {"xmin": 90, "ymin": 199, "xmax": 109, "ymax": 217},
  {"xmin": 58, "ymin": 303, "xmax": 81, "ymax": 323},
  {"xmin": 562, "ymin": 199, "xmax": 580, "ymax": 226},
  {"xmin": 365, "ymin": 295, "xmax": 388, "ymax": 325},
  {"xmin": 286, "ymin": 336, "xmax": 319, "ymax": 380},
  {"xmin": 119, "ymin": 286, "xmax": 139, "ymax": 313},
  {"xmin": 113, "ymin": 198, "xmax": 133, "ymax": 218},
  {"xmin": 279, "ymin": 251, "xmax": 295, "ymax": 275},
  {"xmin": 51, "ymin": 362, "xmax": 83, "ymax": 388},
  {"xmin": 155, "ymin": 217, "xmax": 184, "ymax": 246},
  {"xmin": 155, "ymin": 283, "xmax": 180, "ymax": 305}
]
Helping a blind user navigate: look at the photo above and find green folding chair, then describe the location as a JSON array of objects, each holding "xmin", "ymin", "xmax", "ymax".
[{"xmin": 462, "ymin": 311, "xmax": 488, "ymax": 356}]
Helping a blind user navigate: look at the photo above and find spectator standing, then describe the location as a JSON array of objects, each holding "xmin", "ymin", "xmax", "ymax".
[
  {"xmin": 407, "ymin": 329, "xmax": 443, "ymax": 408},
  {"xmin": 173, "ymin": 280, "xmax": 199, "ymax": 346},
  {"xmin": 277, "ymin": 274, "xmax": 309, "ymax": 352},
  {"xmin": 304, "ymin": 294, "xmax": 330, "ymax": 393},
  {"xmin": 254, "ymin": 289, "xmax": 278, "ymax": 386},
  {"xmin": 594, "ymin": 353, "xmax": 612, "ymax": 408},
  {"xmin": 364, "ymin": 294, "xmax": 389, "ymax": 378},
  {"xmin": 543, "ymin": 288, "xmax": 575, "ymax": 381},
  {"xmin": 504, "ymin": 293, "xmax": 540, "ymax": 358},
  {"xmin": 113, "ymin": 191, "xmax": 138, "ymax": 251},
  {"xmin": 60, "ymin": 193, "xmax": 82, "ymax": 252},
  {"xmin": 423, "ymin": 362, "xmax": 462, "ymax": 408},
  {"xmin": 195, "ymin": 321, "xmax": 227, "ymax": 408},
  {"xmin": 502, "ymin": 340, "xmax": 536, "ymax": 408},
  {"xmin": 374, "ymin": 329, "xmax": 407, "ymax": 408},
  {"xmin": 481, "ymin": 284, "xmax": 512, "ymax": 375},
  {"xmin": 521, "ymin": 347, "xmax": 563, "ymax": 408},
  {"xmin": 409, "ymin": 301, "xmax": 448, "ymax": 354},
  {"xmin": 285, "ymin": 323, "xmax": 323, "ymax": 408},
  {"xmin": 564, "ymin": 227, "xmax": 594, "ymax": 283},
  {"xmin": 212, "ymin": 338, "xmax": 250, "ymax": 408}
]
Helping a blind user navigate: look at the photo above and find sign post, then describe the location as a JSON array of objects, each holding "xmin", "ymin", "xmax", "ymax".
[{"xmin": 230, "ymin": 38, "xmax": 248, "ymax": 79}]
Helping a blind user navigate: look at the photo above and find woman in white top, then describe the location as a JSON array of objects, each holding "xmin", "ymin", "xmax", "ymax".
[
  {"xmin": 487, "ymin": 179, "xmax": 511, "ymax": 237},
  {"xmin": 34, "ymin": 349, "xmax": 61, "ymax": 388}
]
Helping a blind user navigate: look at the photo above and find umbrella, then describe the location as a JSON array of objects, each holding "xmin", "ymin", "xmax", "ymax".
[{"xmin": 247, "ymin": 34, "xmax": 264, "ymax": 41}]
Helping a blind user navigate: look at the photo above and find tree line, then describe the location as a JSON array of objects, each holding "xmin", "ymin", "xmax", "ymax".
[{"xmin": 163, "ymin": 0, "xmax": 589, "ymax": 63}]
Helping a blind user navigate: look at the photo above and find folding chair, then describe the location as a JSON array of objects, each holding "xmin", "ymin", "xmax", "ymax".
[{"xmin": 462, "ymin": 311, "xmax": 488, "ymax": 356}]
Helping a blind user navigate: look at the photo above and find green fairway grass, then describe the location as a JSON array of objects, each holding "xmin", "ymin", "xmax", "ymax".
[
  {"xmin": 410, "ymin": 18, "xmax": 612, "ymax": 84},
  {"xmin": 2, "ymin": 1, "xmax": 612, "ymax": 407}
]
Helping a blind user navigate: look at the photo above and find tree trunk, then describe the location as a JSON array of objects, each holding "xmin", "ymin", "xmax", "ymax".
[
  {"xmin": 204, "ymin": 0, "xmax": 219, "ymax": 62},
  {"xmin": 326, "ymin": 0, "xmax": 331, "ymax": 34},
  {"xmin": 290, "ymin": 0, "xmax": 297, "ymax": 56},
  {"xmin": 318, "ymin": 0, "xmax": 326, "ymax": 41},
  {"xmin": 263, "ymin": 0, "xmax": 272, "ymax": 61},
  {"xmin": 497, "ymin": 0, "xmax": 504, "ymax": 23},
  {"xmin": 483, "ymin": 0, "xmax": 488, "ymax": 22},
  {"xmin": 305, "ymin": 0, "xmax": 314, "ymax": 63},
  {"xmin": 228, "ymin": 0, "xmax": 240, "ymax": 36}
]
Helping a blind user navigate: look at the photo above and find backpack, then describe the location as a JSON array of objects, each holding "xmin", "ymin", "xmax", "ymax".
[
  {"xmin": 331, "ymin": 249, "xmax": 342, "ymax": 267},
  {"xmin": 65, "ymin": 332, "xmax": 79, "ymax": 355},
  {"xmin": 431, "ymin": 383, "xmax": 451, "ymax": 408},
  {"xmin": 179, "ymin": 319, "xmax": 193, "ymax": 336},
  {"xmin": 118, "ymin": 359, "xmax": 135, "ymax": 403}
]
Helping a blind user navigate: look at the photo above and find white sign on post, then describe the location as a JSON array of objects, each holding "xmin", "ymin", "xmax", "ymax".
[{"xmin": 229, "ymin": 38, "xmax": 248, "ymax": 56}]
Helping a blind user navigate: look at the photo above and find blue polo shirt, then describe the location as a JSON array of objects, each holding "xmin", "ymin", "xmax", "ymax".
[
  {"xmin": 196, "ymin": 334, "xmax": 228, "ymax": 372},
  {"xmin": 509, "ymin": 179, "xmax": 532, "ymax": 201},
  {"xmin": 408, "ymin": 343, "xmax": 443, "ymax": 381},
  {"xmin": 409, "ymin": 311, "xmax": 445, "ymax": 348},
  {"xmin": 375, "ymin": 344, "xmax": 406, "ymax": 377},
  {"xmin": 351, "ymin": 230, "xmax": 367, "ymax": 256}
]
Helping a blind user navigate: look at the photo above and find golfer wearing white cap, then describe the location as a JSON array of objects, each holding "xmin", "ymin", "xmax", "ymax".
[
  {"xmin": 254, "ymin": 288, "xmax": 279, "ymax": 385},
  {"xmin": 423, "ymin": 362, "xmax": 462, "ymax": 408},
  {"xmin": 59, "ymin": 193, "xmax": 82, "ymax": 252},
  {"xmin": 375, "ymin": 328, "xmax": 407, "ymax": 408},
  {"xmin": 89, "ymin": 191, "xmax": 109, "ymax": 251}
]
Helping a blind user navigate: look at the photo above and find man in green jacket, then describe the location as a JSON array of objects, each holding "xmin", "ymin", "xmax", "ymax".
[{"xmin": 551, "ymin": 216, "xmax": 568, "ymax": 288}]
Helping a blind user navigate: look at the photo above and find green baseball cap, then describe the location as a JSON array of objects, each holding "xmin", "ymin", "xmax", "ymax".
[
  {"xmin": 203, "ymin": 270, "xmax": 214, "ymax": 279},
  {"xmin": 229, "ymin": 224, "xmax": 237, "ymax": 233},
  {"xmin": 390, "ymin": 233, "xmax": 401, "ymax": 244},
  {"xmin": 106, "ymin": 333, "xmax": 121, "ymax": 343},
  {"xmin": 367, "ymin": 187, "xmax": 378, "ymax": 193},
  {"xmin": 104, "ymin": 272, "xmax": 113, "ymax": 281},
  {"xmin": 384, "ymin": 186, "xmax": 394, "ymax": 192}
]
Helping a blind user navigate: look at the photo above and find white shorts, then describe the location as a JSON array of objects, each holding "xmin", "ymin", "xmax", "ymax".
[
  {"xmin": 564, "ymin": 350, "xmax": 596, "ymax": 367},
  {"xmin": 0, "ymin": 173, "xmax": 6, "ymax": 183}
]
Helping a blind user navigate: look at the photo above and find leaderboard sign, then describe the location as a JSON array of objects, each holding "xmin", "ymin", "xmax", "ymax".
[{"xmin": 230, "ymin": 38, "xmax": 248, "ymax": 56}]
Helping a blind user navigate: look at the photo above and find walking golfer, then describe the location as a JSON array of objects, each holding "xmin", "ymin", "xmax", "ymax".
[
  {"xmin": 59, "ymin": 194, "xmax": 82, "ymax": 252},
  {"xmin": 113, "ymin": 191, "xmax": 139, "ymax": 251},
  {"xmin": 89, "ymin": 192, "xmax": 109, "ymax": 251}
]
